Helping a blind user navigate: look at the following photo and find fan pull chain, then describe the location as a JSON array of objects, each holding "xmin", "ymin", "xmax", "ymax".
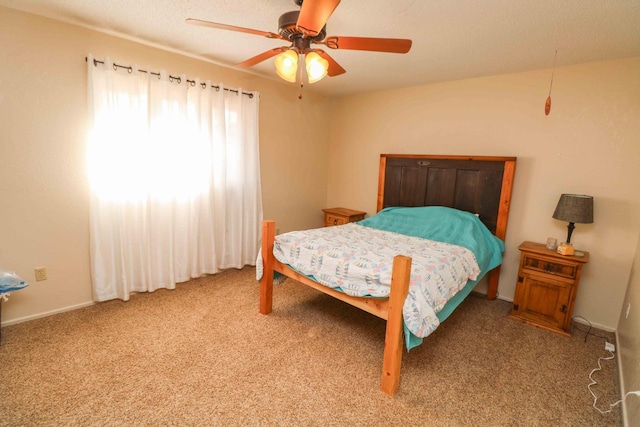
[
  {"xmin": 298, "ymin": 57, "xmax": 304, "ymax": 100},
  {"xmin": 545, "ymin": 49, "xmax": 558, "ymax": 116}
]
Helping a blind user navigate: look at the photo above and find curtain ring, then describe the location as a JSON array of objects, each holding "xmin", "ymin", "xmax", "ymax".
[
  {"xmin": 190, "ymin": 80, "xmax": 195, "ymax": 87},
  {"xmin": 128, "ymin": 66, "xmax": 132, "ymax": 74},
  {"xmin": 169, "ymin": 76, "xmax": 173, "ymax": 82},
  {"xmin": 201, "ymin": 82, "xmax": 206, "ymax": 89},
  {"xmin": 176, "ymin": 77, "xmax": 181, "ymax": 84},
  {"xmin": 215, "ymin": 86, "xmax": 220, "ymax": 92},
  {"xmin": 249, "ymin": 93, "xmax": 254, "ymax": 99},
  {"xmin": 113, "ymin": 63, "xmax": 117, "ymax": 71},
  {"xmin": 93, "ymin": 58, "xmax": 98, "ymax": 67}
]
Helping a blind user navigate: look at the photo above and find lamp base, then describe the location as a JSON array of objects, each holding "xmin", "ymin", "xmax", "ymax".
[{"xmin": 566, "ymin": 222, "xmax": 575, "ymax": 244}]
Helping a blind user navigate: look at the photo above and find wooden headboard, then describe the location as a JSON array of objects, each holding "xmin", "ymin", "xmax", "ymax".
[{"xmin": 377, "ymin": 154, "xmax": 517, "ymax": 298}]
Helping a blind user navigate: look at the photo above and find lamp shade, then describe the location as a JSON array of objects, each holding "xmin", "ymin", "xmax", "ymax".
[
  {"xmin": 552, "ymin": 194, "xmax": 593, "ymax": 244},
  {"xmin": 274, "ymin": 50, "xmax": 298, "ymax": 83},
  {"xmin": 552, "ymin": 194, "xmax": 594, "ymax": 224},
  {"xmin": 305, "ymin": 51, "xmax": 328, "ymax": 84}
]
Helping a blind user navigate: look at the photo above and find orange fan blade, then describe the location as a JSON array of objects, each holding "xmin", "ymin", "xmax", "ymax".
[
  {"xmin": 296, "ymin": 0, "xmax": 341, "ymax": 37},
  {"xmin": 186, "ymin": 18, "xmax": 284, "ymax": 40},
  {"xmin": 237, "ymin": 47, "xmax": 289, "ymax": 68},
  {"xmin": 314, "ymin": 50, "xmax": 346, "ymax": 77},
  {"xmin": 324, "ymin": 36, "xmax": 412, "ymax": 53}
]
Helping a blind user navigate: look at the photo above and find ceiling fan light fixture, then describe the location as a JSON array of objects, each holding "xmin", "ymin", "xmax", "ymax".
[
  {"xmin": 305, "ymin": 51, "xmax": 328, "ymax": 83},
  {"xmin": 274, "ymin": 50, "xmax": 299, "ymax": 83},
  {"xmin": 188, "ymin": 1, "xmax": 413, "ymax": 90}
]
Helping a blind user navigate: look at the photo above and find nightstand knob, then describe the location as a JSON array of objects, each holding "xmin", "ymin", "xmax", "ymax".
[{"xmin": 333, "ymin": 219, "xmax": 338, "ymax": 225}]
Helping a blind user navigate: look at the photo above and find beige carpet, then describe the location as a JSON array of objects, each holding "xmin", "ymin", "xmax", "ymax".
[{"xmin": 0, "ymin": 267, "xmax": 621, "ymax": 426}]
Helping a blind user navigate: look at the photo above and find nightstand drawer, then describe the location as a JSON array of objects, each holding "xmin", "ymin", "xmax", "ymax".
[
  {"xmin": 325, "ymin": 214, "xmax": 347, "ymax": 226},
  {"xmin": 522, "ymin": 255, "xmax": 577, "ymax": 279}
]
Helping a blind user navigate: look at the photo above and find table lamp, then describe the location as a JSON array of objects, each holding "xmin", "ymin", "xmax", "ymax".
[{"xmin": 552, "ymin": 194, "xmax": 594, "ymax": 244}]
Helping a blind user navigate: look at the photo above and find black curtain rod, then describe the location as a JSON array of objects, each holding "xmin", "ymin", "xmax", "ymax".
[{"xmin": 86, "ymin": 57, "xmax": 254, "ymax": 98}]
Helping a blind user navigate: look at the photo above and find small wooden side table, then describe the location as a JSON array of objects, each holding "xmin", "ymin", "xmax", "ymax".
[
  {"xmin": 322, "ymin": 208, "xmax": 366, "ymax": 227},
  {"xmin": 509, "ymin": 241, "xmax": 589, "ymax": 336}
]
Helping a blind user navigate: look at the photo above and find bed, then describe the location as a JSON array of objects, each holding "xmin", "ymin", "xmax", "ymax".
[{"xmin": 258, "ymin": 154, "xmax": 516, "ymax": 396}]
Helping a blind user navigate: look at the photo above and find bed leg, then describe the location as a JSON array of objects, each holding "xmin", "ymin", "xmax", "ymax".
[
  {"xmin": 487, "ymin": 266, "xmax": 500, "ymax": 300},
  {"xmin": 260, "ymin": 220, "xmax": 275, "ymax": 315},
  {"xmin": 380, "ymin": 255, "xmax": 412, "ymax": 396}
]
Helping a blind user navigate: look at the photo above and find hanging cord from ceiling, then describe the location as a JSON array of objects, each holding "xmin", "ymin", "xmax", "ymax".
[
  {"xmin": 544, "ymin": 49, "xmax": 558, "ymax": 115},
  {"xmin": 85, "ymin": 57, "xmax": 254, "ymax": 98}
]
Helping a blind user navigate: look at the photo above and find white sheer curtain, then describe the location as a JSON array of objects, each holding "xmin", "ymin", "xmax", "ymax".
[{"xmin": 86, "ymin": 54, "xmax": 262, "ymax": 302}]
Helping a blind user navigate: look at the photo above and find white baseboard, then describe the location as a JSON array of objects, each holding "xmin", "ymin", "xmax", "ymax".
[
  {"xmin": 1, "ymin": 300, "xmax": 95, "ymax": 327},
  {"xmin": 566, "ymin": 314, "xmax": 616, "ymax": 333}
]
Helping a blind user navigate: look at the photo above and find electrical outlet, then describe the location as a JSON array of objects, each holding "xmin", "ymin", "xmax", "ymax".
[
  {"xmin": 34, "ymin": 267, "xmax": 47, "ymax": 281},
  {"xmin": 605, "ymin": 342, "xmax": 615, "ymax": 352}
]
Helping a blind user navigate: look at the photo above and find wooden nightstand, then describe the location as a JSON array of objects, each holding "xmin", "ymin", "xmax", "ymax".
[
  {"xmin": 509, "ymin": 241, "xmax": 589, "ymax": 336},
  {"xmin": 322, "ymin": 208, "xmax": 366, "ymax": 227}
]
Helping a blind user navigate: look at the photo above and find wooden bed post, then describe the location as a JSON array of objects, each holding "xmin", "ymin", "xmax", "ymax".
[
  {"xmin": 380, "ymin": 255, "xmax": 412, "ymax": 396},
  {"xmin": 488, "ymin": 158, "xmax": 516, "ymax": 300},
  {"xmin": 260, "ymin": 220, "xmax": 275, "ymax": 315},
  {"xmin": 486, "ymin": 267, "xmax": 501, "ymax": 300}
]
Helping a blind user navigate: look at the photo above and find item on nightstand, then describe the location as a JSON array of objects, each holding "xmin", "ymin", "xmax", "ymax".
[
  {"xmin": 557, "ymin": 242, "xmax": 575, "ymax": 256},
  {"xmin": 546, "ymin": 237, "xmax": 558, "ymax": 250}
]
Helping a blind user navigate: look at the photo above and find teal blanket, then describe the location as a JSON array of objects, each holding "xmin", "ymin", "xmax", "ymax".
[{"xmin": 358, "ymin": 206, "xmax": 505, "ymax": 350}]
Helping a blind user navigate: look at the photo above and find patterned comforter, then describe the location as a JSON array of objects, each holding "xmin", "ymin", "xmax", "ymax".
[{"xmin": 256, "ymin": 222, "xmax": 481, "ymax": 339}]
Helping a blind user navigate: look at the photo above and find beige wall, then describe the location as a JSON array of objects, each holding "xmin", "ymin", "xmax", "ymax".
[
  {"xmin": 327, "ymin": 57, "xmax": 640, "ymax": 331},
  {"xmin": 0, "ymin": 7, "xmax": 331, "ymax": 324},
  {"xmin": 617, "ymin": 235, "xmax": 640, "ymax": 424}
]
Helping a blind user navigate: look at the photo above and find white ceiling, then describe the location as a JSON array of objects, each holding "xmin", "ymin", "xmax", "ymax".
[{"xmin": 3, "ymin": 0, "xmax": 640, "ymax": 97}]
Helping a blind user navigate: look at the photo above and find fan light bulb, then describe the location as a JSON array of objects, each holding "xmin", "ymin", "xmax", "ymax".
[
  {"xmin": 305, "ymin": 51, "xmax": 328, "ymax": 84},
  {"xmin": 274, "ymin": 50, "xmax": 298, "ymax": 83}
]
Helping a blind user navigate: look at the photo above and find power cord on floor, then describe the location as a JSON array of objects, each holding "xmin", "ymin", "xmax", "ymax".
[
  {"xmin": 588, "ymin": 349, "xmax": 617, "ymax": 414},
  {"xmin": 571, "ymin": 315, "xmax": 612, "ymax": 343},
  {"xmin": 578, "ymin": 315, "xmax": 640, "ymax": 414},
  {"xmin": 589, "ymin": 351, "xmax": 640, "ymax": 414}
]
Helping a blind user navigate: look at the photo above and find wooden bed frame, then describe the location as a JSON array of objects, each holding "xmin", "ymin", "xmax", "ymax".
[{"xmin": 260, "ymin": 154, "xmax": 516, "ymax": 396}]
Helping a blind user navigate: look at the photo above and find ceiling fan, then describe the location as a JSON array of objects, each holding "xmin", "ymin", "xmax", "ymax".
[{"xmin": 186, "ymin": 0, "xmax": 412, "ymax": 86}]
